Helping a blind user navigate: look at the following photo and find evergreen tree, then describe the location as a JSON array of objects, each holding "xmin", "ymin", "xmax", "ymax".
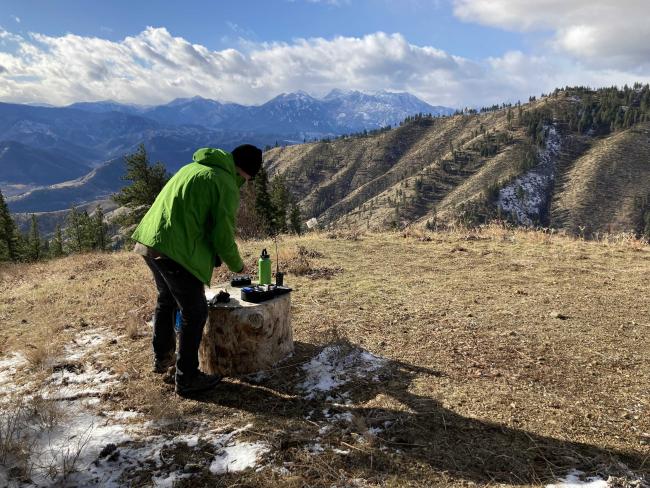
[
  {"xmin": 92, "ymin": 205, "xmax": 107, "ymax": 251},
  {"xmin": 27, "ymin": 214, "xmax": 41, "ymax": 261},
  {"xmin": 0, "ymin": 189, "xmax": 19, "ymax": 261},
  {"xmin": 112, "ymin": 144, "xmax": 169, "ymax": 224},
  {"xmin": 50, "ymin": 224, "xmax": 64, "ymax": 258},
  {"xmin": 65, "ymin": 207, "xmax": 94, "ymax": 253},
  {"xmin": 253, "ymin": 167, "xmax": 277, "ymax": 235},
  {"xmin": 270, "ymin": 174, "xmax": 290, "ymax": 233},
  {"xmin": 289, "ymin": 200, "xmax": 302, "ymax": 235}
]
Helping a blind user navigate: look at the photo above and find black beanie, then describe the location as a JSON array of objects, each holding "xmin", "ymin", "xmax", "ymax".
[{"xmin": 231, "ymin": 144, "xmax": 263, "ymax": 179}]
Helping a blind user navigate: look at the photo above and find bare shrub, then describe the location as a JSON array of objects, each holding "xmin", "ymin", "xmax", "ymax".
[
  {"xmin": 30, "ymin": 396, "xmax": 63, "ymax": 432},
  {"xmin": 0, "ymin": 400, "xmax": 36, "ymax": 480},
  {"xmin": 125, "ymin": 316, "xmax": 144, "ymax": 340},
  {"xmin": 326, "ymin": 229, "xmax": 363, "ymax": 241},
  {"xmin": 286, "ymin": 247, "xmax": 312, "ymax": 276},
  {"xmin": 237, "ymin": 183, "xmax": 266, "ymax": 240},
  {"xmin": 23, "ymin": 342, "xmax": 54, "ymax": 372},
  {"xmin": 400, "ymin": 227, "xmax": 431, "ymax": 241}
]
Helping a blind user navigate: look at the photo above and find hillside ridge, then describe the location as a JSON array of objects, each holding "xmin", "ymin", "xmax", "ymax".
[{"xmin": 265, "ymin": 86, "xmax": 650, "ymax": 237}]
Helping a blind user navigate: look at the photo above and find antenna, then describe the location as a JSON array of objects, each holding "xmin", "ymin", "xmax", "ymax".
[{"xmin": 274, "ymin": 234, "xmax": 280, "ymax": 275}]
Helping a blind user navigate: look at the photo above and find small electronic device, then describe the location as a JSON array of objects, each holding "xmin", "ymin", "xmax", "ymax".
[
  {"xmin": 241, "ymin": 285, "xmax": 292, "ymax": 303},
  {"xmin": 231, "ymin": 275, "xmax": 252, "ymax": 287}
]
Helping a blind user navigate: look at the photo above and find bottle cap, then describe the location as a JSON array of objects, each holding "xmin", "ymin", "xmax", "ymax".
[{"xmin": 260, "ymin": 248, "xmax": 269, "ymax": 259}]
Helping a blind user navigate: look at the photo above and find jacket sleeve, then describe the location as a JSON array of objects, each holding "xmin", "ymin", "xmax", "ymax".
[{"xmin": 209, "ymin": 179, "xmax": 244, "ymax": 273}]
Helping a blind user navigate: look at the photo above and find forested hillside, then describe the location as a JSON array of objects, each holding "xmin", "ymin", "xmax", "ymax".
[{"xmin": 265, "ymin": 85, "xmax": 650, "ymax": 237}]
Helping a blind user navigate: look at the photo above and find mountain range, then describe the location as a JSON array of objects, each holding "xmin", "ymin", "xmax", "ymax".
[
  {"xmin": 2, "ymin": 89, "xmax": 452, "ymax": 215},
  {"xmin": 264, "ymin": 86, "xmax": 650, "ymax": 237},
  {"xmin": 6, "ymin": 85, "xmax": 648, "ymax": 239}
]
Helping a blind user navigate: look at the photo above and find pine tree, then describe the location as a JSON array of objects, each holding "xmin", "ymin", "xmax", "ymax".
[
  {"xmin": 112, "ymin": 144, "xmax": 169, "ymax": 225},
  {"xmin": 0, "ymin": 189, "xmax": 19, "ymax": 261},
  {"xmin": 65, "ymin": 207, "xmax": 94, "ymax": 253},
  {"xmin": 289, "ymin": 200, "xmax": 302, "ymax": 235},
  {"xmin": 27, "ymin": 214, "xmax": 41, "ymax": 261},
  {"xmin": 92, "ymin": 206, "xmax": 107, "ymax": 251},
  {"xmin": 270, "ymin": 174, "xmax": 290, "ymax": 233},
  {"xmin": 51, "ymin": 224, "xmax": 64, "ymax": 258},
  {"xmin": 253, "ymin": 167, "xmax": 277, "ymax": 235}
]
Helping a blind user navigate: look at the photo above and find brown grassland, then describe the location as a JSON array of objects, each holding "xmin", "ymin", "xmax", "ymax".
[{"xmin": 0, "ymin": 227, "xmax": 648, "ymax": 486}]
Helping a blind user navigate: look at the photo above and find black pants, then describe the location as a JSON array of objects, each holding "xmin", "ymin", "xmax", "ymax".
[{"xmin": 143, "ymin": 256, "xmax": 208, "ymax": 378}]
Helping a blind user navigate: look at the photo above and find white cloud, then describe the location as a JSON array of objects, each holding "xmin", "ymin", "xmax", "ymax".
[
  {"xmin": 0, "ymin": 27, "xmax": 648, "ymax": 108},
  {"xmin": 453, "ymin": 0, "xmax": 650, "ymax": 70},
  {"xmin": 11, "ymin": 15, "xmax": 20, "ymax": 24}
]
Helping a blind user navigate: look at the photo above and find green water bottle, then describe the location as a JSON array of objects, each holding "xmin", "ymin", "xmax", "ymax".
[{"xmin": 258, "ymin": 248, "xmax": 272, "ymax": 285}]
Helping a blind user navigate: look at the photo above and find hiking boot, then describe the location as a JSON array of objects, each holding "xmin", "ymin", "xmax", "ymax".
[
  {"xmin": 175, "ymin": 370, "xmax": 222, "ymax": 396},
  {"xmin": 152, "ymin": 353, "xmax": 175, "ymax": 374}
]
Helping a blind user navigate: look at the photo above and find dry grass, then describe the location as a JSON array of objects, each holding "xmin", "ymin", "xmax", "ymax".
[
  {"xmin": 0, "ymin": 230, "xmax": 648, "ymax": 486},
  {"xmin": 125, "ymin": 314, "xmax": 145, "ymax": 340},
  {"xmin": 553, "ymin": 122, "xmax": 650, "ymax": 236},
  {"xmin": 23, "ymin": 340, "xmax": 55, "ymax": 372}
]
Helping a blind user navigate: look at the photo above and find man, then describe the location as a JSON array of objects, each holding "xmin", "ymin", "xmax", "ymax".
[{"xmin": 132, "ymin": 144, "xmax": 262, "ymax": 396}]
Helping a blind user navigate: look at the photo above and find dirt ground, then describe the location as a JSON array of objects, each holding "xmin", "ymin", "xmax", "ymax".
[{"xmin": 0, "ymin": 226, "xmax": 648, "ymax": 487}]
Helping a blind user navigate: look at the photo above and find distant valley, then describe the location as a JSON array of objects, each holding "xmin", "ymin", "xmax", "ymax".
[{"xmin": 1, "ymin": 89, "xmax": 451, "ymax": 219}]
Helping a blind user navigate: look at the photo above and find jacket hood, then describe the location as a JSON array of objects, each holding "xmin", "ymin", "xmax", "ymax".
[{"xmin": 192, "ymin": 148, "xmax": 235, "ymax": 174}]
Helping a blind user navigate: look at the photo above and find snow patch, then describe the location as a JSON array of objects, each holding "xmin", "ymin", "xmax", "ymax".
[
  {"xmin": 44, "ymin": 363, "xmax": 117, "ymax": 400},
  {"xmin": 64, "ymin": 332, "xmax": 108, "ymax": 361},
  {"xmin": 66, "ymin": 423, "xmax": 267, "ymax": 486},
  {"xmin": 0, "ymin": 352, "xmax": 27, "ymax": 401},
  {"xmin": 303, "ymin": 443, "xmax": 324, "ymax": 454},
  {"xmin": 546, "ymin": 470, "xmax": 608, "ymax": 488},
  {"xmin": 498, "ymin": 124, "xmax": 561, "ymax": 226},
  {"xmin": 29, "ymin": 404, "xmax": 134, "ymax": 486},
  {"xmin": 299, "ymin": 346, "xmax": 387, "ymax": 400},
  {"xmin": 209, "ymin": 441, "xmax": 270, "ymax": 474}
]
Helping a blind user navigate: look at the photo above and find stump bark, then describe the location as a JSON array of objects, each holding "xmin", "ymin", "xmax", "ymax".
[{"xmin": 199, "ymin": 284, "xmax": 293, "ymax": 376}]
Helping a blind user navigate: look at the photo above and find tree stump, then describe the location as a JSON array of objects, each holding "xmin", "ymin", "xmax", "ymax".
[{"xmin": 199, "ymin": 284, "xmax": 293, "ymax": 376}]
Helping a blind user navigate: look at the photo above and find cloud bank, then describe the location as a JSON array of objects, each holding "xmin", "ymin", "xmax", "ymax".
[
  {"xmin": 0, "ymin": 20, "xmax": 648, "ymax": 108},
  {"xmin": 454, "ymin": 0, "xmax": 650, "ymax": 71}
]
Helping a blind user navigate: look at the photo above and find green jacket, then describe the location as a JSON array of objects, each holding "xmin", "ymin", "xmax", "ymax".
[{"xmin": 132, "ymin": 148, "xmax": 245, "ymax": 284}]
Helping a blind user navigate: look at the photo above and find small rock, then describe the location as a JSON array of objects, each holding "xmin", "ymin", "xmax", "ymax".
[
  {"xmin": 21, "ymin": 319, "xmax": 27, "ymax": 324},
  {"xmin": 109, "ymin": 339, "xmax": 118, "ymax": 345},
  {"xmin": 184, "ymin": 463, "xmax": 202, "ymax": 473},
  {"xmin": 68, "ymin": 275, "xmax": 76, "ymax": 280},
  {"xmin": 99, "ymin": 443, "xmax": 117, "ymax": 458},
  {"xmin": 550, "ymin": 311, "xmax": 569, "ymax": 320}
]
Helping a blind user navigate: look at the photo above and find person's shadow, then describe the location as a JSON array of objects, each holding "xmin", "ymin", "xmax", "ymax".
[{"xmin": 197, "ymin": 340, "xmax": 647, "ymax": 485}]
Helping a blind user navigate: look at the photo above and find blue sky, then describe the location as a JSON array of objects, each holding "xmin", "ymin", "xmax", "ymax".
[
  {"xmin": 0, "ymin": 0, "xmax": 525, "ymax": 59},
  {"xmin": 0, "ymin": 0, "xmax": 648, "ymax": 107}
]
